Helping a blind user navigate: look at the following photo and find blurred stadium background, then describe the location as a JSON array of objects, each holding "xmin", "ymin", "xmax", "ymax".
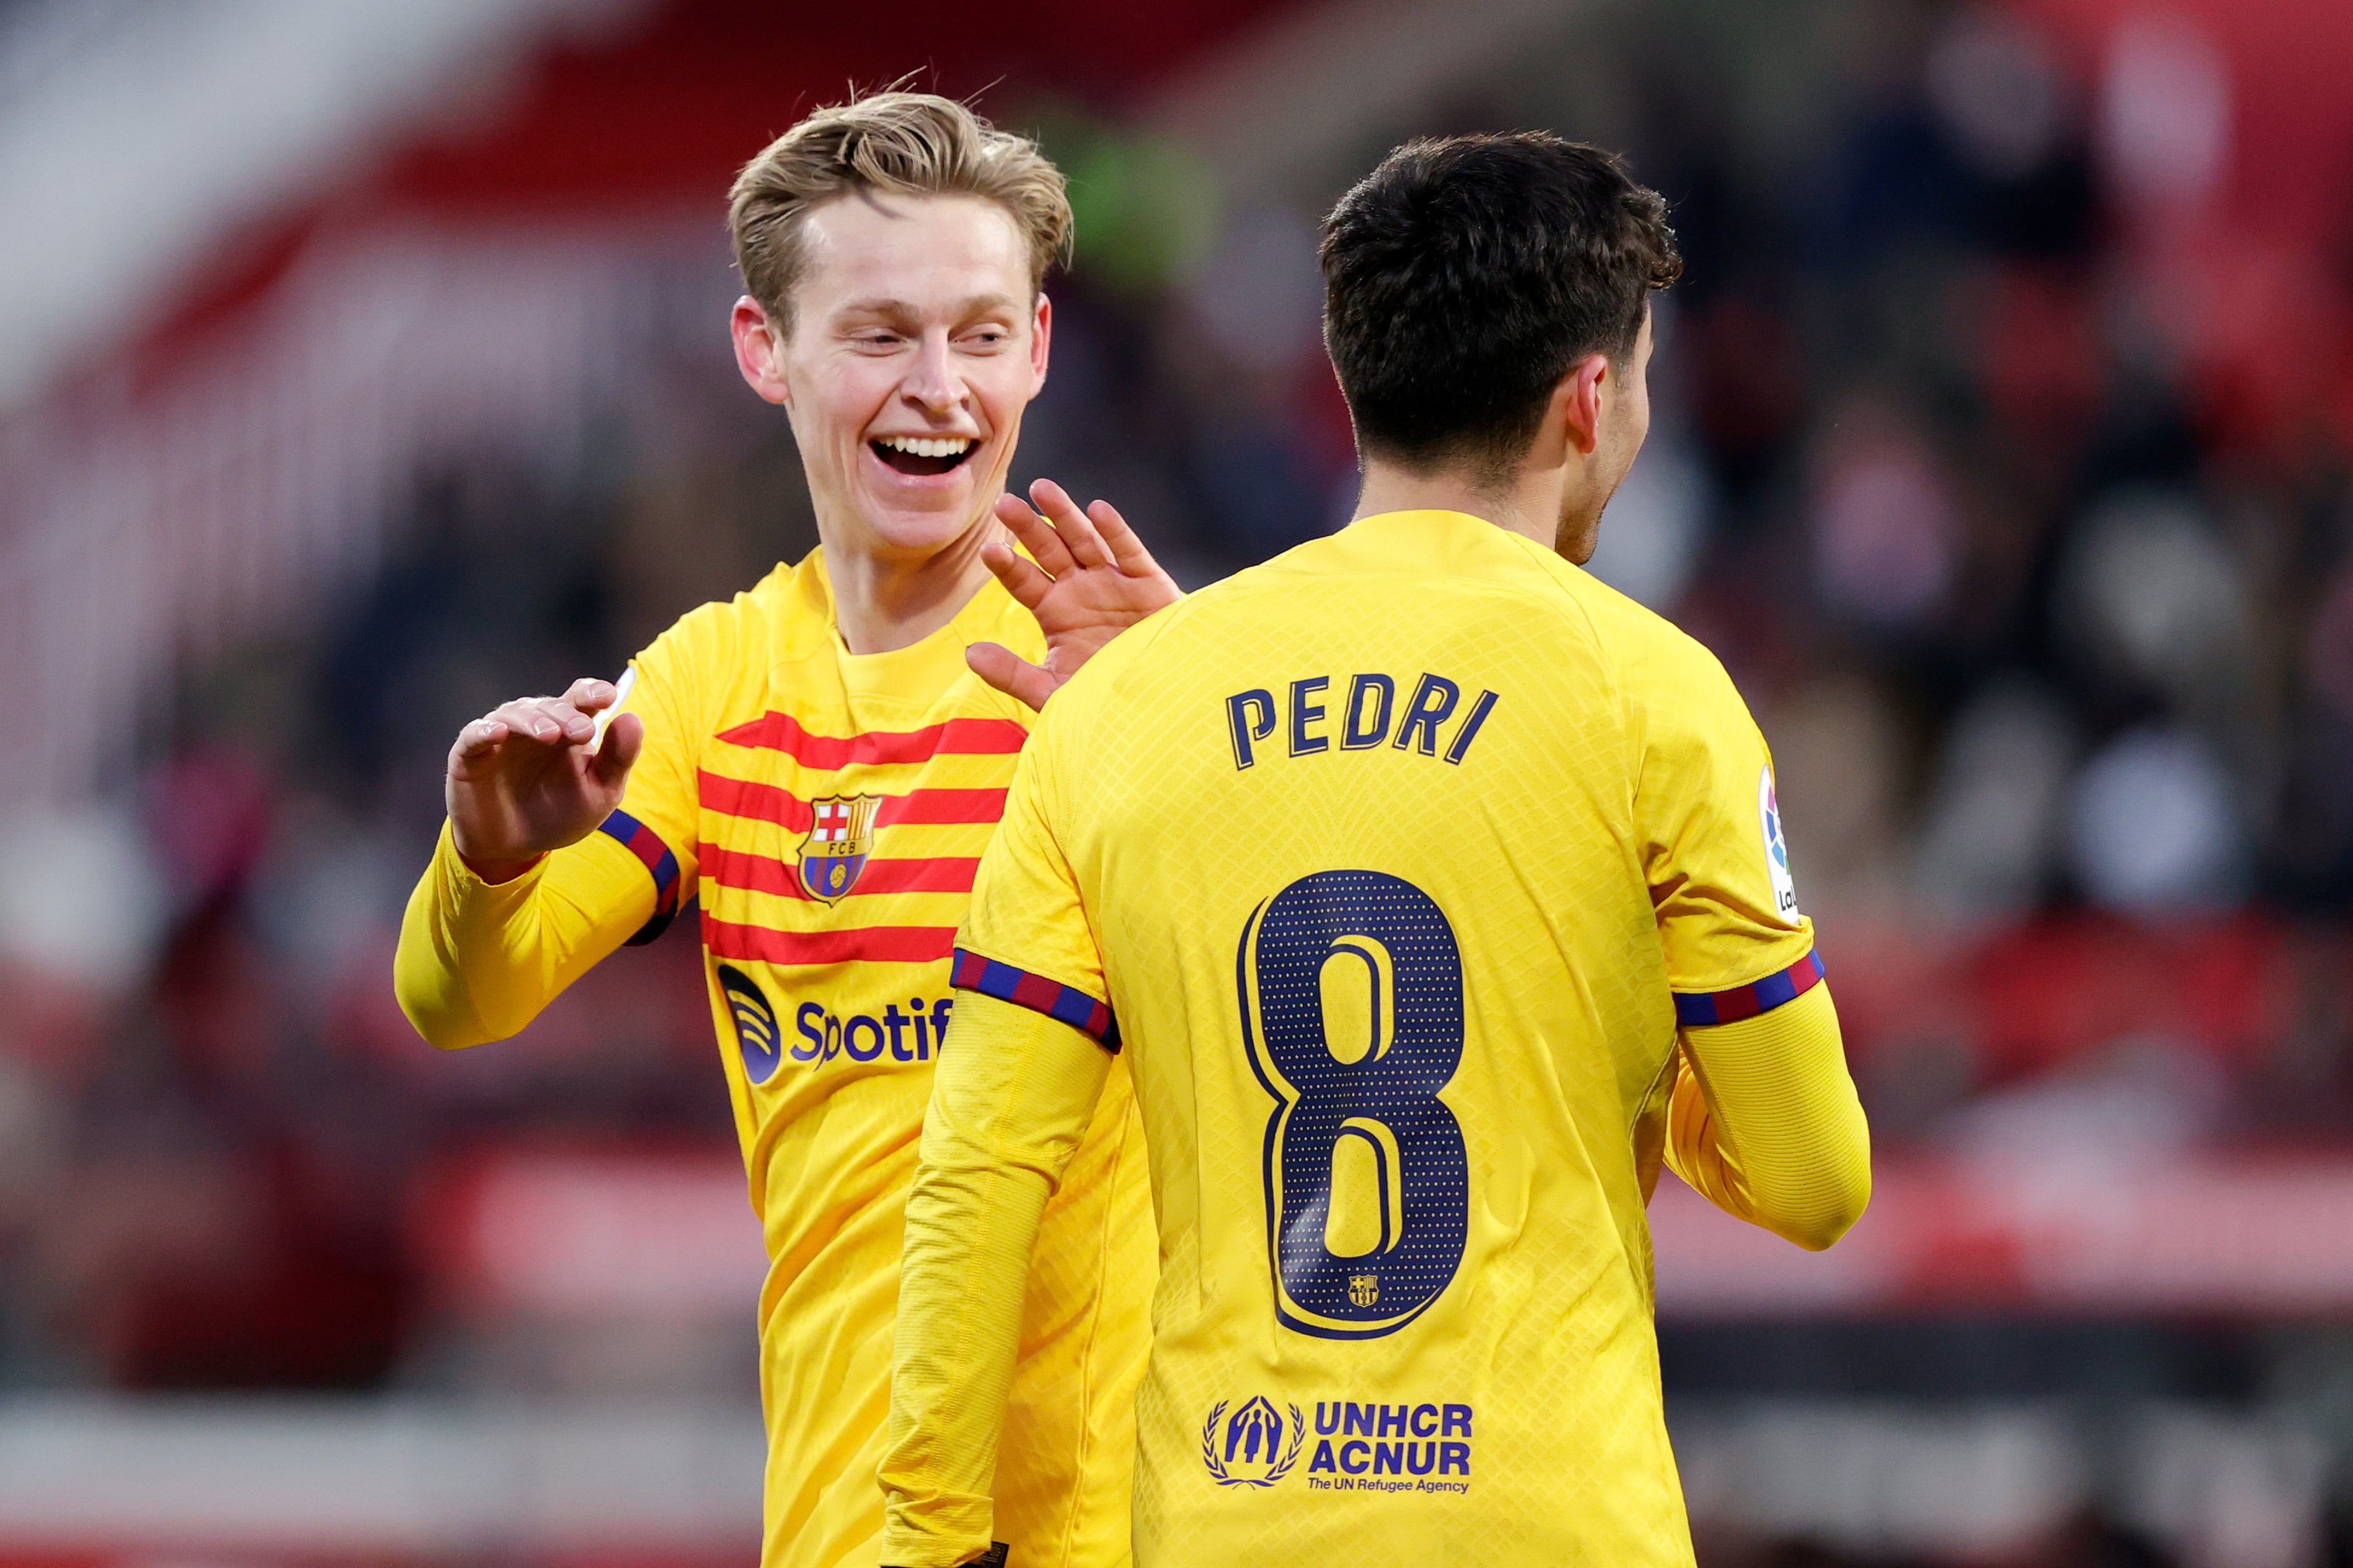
[{"xmin": 3, "ymin": 0, "xmax": 2352, "ymax": 1562}]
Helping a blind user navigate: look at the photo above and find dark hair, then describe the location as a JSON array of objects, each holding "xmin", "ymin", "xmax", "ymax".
[{"xmin": 1320, "ymin": 132, "xmax": 1681, "ymax": 482}]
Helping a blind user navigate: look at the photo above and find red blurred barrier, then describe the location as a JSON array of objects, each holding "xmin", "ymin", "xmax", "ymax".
[
  {"xmin": 418, "ymin": 1142, "xmax": 2353, "ymax": 1324},
  {"xmin": 416, "ymin": 1145, "xmax": 762, "ymax": 1319},
  {"xmin": 1654, "ymin": 1153, "xmax": 2353, "ymax": 1316}
]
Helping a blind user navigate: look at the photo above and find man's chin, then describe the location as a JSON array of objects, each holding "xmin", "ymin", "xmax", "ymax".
[
  {"xmin": 850, "ymin": 486, "xmax": 994, "ymax": 557},
  {"xmin": 825, "ymin": 438, "xmax": 1019, "ymax": 560}
]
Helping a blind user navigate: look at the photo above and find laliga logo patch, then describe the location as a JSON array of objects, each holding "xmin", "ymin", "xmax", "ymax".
[
  {"xmin": 798, "ymin": 793, "xmax": 879, "ymax": 904},
  {"xmin": 1758, "ymin": 765, "xmax": 1800, "ymax": 923},
  {"xmin": 719, "ymin": 964, "xmax": 784, "ymax": 1086},
  {"xmin": 1201, "ymin": 1396, "xmax": 1305, "ymax": 1488}
]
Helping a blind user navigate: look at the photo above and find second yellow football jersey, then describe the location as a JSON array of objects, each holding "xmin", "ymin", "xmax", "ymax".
[{"xmin": 954, "ymin": 509, "xmax": 1821, "ymax": 1565}]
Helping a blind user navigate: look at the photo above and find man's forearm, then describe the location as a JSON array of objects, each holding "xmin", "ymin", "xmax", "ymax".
[
  {"xmin": 881, "ymin": 987, "xmax": 1113, "ymax": 1566},
  {"xmin": 393, "ymin": 819, "xmax": 647, "ymax": 1048},
  {"xmin": 884, "ymin": 1153, "xmax": 1052, "ymax": 1567},
  {"xmin": 1665, "ymin": 981, "xmax": 1871, "ymax": 1250}
]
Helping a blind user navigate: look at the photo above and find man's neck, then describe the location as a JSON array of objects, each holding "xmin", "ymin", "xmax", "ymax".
[
  {"xmin": 1351, "ymin": 460, "xmax": 1564, "ymax": 551},
  {"xmin": 819, "ymin": 511, "xmax": 1003, "ymax": 656}
]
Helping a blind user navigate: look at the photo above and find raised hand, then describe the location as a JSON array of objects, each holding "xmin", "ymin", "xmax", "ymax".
[
  {"xmin": 445, "ymin": 677, "xmax": 643, "ymax": 883},
  {"xmin": 968, "ymin": 478, "xmax": 1183, "ymax": 711}
]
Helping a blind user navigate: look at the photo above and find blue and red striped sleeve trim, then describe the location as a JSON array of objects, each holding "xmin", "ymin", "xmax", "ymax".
[
  {"xmin": 1673, "ymin": 949, "xmax": 1826, "ymax": 1027},
  {"xmin": 597, "ymin": 809, "xmax": 683, "ymax": 947},
  {"xmin": 950, "ymin": 947, "xmax": 1120, "ymax": 1052}
]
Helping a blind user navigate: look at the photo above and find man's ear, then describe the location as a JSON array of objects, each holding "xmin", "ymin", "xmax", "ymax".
[
  {"xmin": 1556, "ymin": 352, "xmax": 1610, "ymax": 457},
  {"xmin": 1029, "ymin": 291, "xmax": 1053, "ymax": 396},
  {"xmin": 731, "ymin": 296, "xmax": 790, "ymax": 407}
]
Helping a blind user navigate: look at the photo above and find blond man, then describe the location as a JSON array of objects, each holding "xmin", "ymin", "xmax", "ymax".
[{"xmin": 395, "ymin": 93, "xmax": 1174, "ymax": 1567}]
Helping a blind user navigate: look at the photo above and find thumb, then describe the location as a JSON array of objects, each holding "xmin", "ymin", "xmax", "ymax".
[
  {"xmin": 966, "ymin": 642, "xmax": 1059, "ymax": 714},
  {"xmin": 592, "ymin": 710, "xmax": 643, "ymax": 789}
]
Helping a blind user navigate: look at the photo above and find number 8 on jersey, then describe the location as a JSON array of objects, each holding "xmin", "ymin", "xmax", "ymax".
[{"xmin": 1237, "ymin": 870, "xmax": 1469, "ymax": 1338}]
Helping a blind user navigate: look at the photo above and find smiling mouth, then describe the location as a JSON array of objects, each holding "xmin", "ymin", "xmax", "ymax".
[{"xmin": 872, "ymin": 434, "xmax": 978, "ymax": 476}]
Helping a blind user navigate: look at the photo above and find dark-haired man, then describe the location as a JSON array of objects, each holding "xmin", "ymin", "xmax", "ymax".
[{"xmin": 879, "ymin": 134, "xmax": 1871, "ymax": 1566}]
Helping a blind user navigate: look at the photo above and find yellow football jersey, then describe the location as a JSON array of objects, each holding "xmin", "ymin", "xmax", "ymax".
[
  {"xmin": 399, "ymin": 551, "xmax": 1153, "ymax": 1568},
  {"xmin": 952, "ymin": 509, "xmax": 1821, "ymax": 1566}
]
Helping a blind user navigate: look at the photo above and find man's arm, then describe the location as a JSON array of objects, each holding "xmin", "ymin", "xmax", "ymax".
[
  {"xmin": 883, "ymin": 687, "xmax": 1122, "ymax": 1567},
  {"xmin": 395, "ymin": 819, "xmax": 662, "ymax": 1047},
  {"xmin": 1625, "ymin": 626, "xmax": 1869, "ymax": 1247},
  {"xmin": 1663, "ymin": 981, "xmax": 1871, "ymax": 1250},
  {"xmin": 395, "ymin": 671, "xmax": 688, "ymax": 1047},
  {"xmin": 881, "ymin": 989, "xmax": 1113, "ymax": 1568}
]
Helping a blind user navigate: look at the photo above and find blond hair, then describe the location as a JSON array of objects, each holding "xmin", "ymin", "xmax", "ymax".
[{"xmin": 727, "ymin": 91, "xmax": 1073, "ymax": 329}]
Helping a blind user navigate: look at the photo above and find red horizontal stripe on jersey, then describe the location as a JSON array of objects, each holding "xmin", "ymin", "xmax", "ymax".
[
  {"xmin": 875, "ymin": 789, "xmax": 1008, "ymax": 827},
  {"xmin": 702, "ymin": 915, "xmax": 957, "ymax": 966},
  {"xmin": 701, "ymin": 846, "xmax": 980, "ymax": 899},
  {"xmin": 858, "ymin": 858, "xmax": 980, "ymax": 893},
  {"xmin": 696, "ymin": 771, "xmax": 1008, "ymax": 831},
  {"xmin": 715, "ymin": 713, "xmax": 1029, "ymax": 767}
]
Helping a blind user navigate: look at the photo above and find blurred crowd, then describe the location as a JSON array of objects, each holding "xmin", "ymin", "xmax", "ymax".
[{"xmin": 1, "ymin": 9, "xmax": 2351, "ymax": 1558}]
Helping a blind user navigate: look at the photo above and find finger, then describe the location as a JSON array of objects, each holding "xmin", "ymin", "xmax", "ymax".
[
  {"xmin": 591, "ymin": 710, "xmax": 643, "ymax": 788},
  {"xmin": 1030, "ymin": 477, "xmax": 1110, "ymax": 570},
  {"xmin": 490, "ymin": 699, "xmax": 565, "ymax": 744},
  {"xmin": 565, "ymin": 676, "xmax": 620, "ymax": 715},
  {"xmin": 531, "ymin": 696, "xmax": 597, "ymax": 745},
  {"xmin": 497, "ymin": 703, "xmax": 561, "ymax": 743},
  {"xmin": 1086, "ymin": 498, "xmax": 1163, "ymax": 579},
  {"xmin": 980, "ymin": 538, "xmax": 1056, "ymax": 611},
  {"xmin": 506, "ymin": 695, "xmax": 593, "ymax": 745},
  {"xmin": 995, "ymin": 491, "xmax": 1074, "ymax": 577},
  {"xmin": 452, "ymin": 716, "xmax": 512, "ymax": 760},
  {"xmin": 965, "ymin": 643, "xmax": 1060, "ymax": 713}
]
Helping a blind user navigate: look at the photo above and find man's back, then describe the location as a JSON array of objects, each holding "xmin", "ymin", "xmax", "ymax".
[
  {"xmin": 884, "ymin": 131, "xmax": 1866, "ymax": 1568},
  {"xmin": 961, "ymin": 509, "xmax": 1820, "ymax": 1564}
]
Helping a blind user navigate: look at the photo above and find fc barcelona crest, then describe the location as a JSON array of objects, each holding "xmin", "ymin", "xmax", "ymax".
[
  {"xmin": 798, "ymin": 793, "xmax": 879, "ymax": 904},
  {"xmin": 1349, "ymin": 1273, "xmax": 1380, "ymax": 1308}
]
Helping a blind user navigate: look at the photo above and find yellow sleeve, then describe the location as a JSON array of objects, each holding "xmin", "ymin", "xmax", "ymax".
[
  {"xmin": 952, "ymin": 700, "xmax": 1110, "ymax": 1010},
  {"xmin": 880, "ymin": 989, "xmax": 1114, "ymax": 1568},
  {"xmin": 882, "ymin": 715, "xmax": 1123, "ymax": 1567},
  {"xmin": 1629, "ymin": 629, "xmax": 1813, "ymax": 998},
  {"xmin": 1663, "ymin": 982, "xmax": 1871, "ymax": 1250},
  {"xmin": 393, "ymin": 820, "xmax": 653, "ymax": 1047},
  {"xmin": 392, "ymin": 607, "xmax": 715, "ymax": 1048}
]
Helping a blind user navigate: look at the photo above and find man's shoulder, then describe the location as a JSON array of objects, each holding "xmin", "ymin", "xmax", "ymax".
[
  {"xmin": 1030, "ymin": 592, "xmax": 1195, "ymax": 738},
  {"xmin": 1073, "ymin": 532, "xmax": 1712, "ymax": 675},
  {"xmin": 711, "ymin": 552, "xmax": 824, "ymax": 637},
  {"xmin": 1553, "ymin": 563, "xmax": 1724, "ymax": 679},
  {"xmin": 1043, "ymin": 563, "xmax": 1285, "ymax": 710},
  {"xmin": 637, "ymin": 554, "xmax": 822, "ymax": 671},
  {"xmin": 1036, "ymin": 533, "xmax": 1740, "ymax": 751},
  {"xmin": 1576, "ymin": 583, "xmax": 1752, "ymax": 750}
]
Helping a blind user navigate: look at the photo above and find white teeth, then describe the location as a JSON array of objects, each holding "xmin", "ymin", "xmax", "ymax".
[{"xmin": 880, "ymin": 435, "xmax": 975, "ymax": 459}]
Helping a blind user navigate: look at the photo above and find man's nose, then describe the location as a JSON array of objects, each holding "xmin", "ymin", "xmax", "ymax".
[{"xmin": 901, "ymin": 330, "xmax": 963, "ymax": 414}]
